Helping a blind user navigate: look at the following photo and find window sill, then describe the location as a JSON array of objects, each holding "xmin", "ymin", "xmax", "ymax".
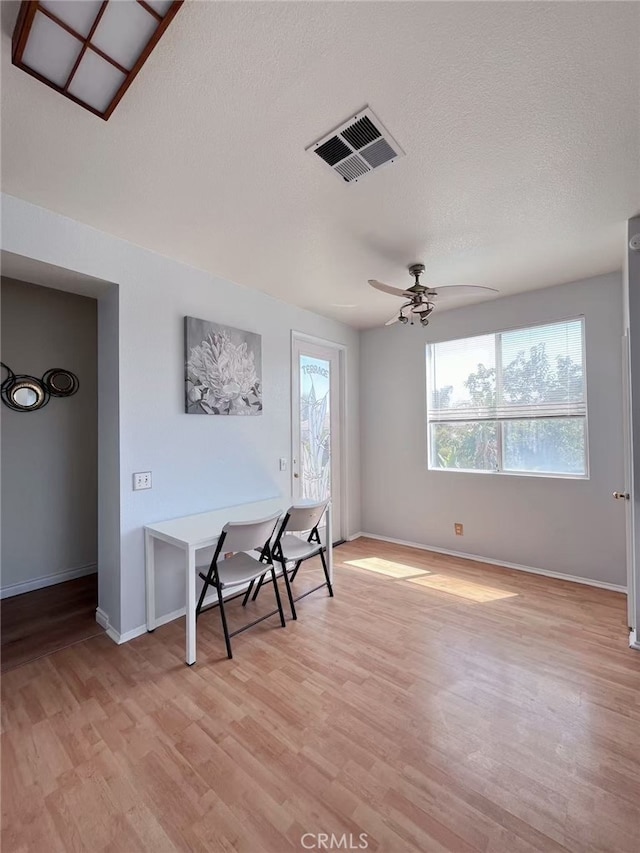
[{"xmin": 427, "ymin": 467, "xmax": 589, "ymax": 481}]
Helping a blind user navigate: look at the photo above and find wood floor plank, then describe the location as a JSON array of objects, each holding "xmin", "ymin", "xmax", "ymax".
[{"xmin": 2, "ymin": 537, "xmax": 639, "ymax": 852}]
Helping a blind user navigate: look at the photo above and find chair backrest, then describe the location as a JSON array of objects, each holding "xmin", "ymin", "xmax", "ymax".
[
  {"xmin": 283, "ymin": 500, "xmax": 328, "ymax": 534},
  {"xmin": 221, "ymin": 512, "xmax": 282, "ymax": 554}
]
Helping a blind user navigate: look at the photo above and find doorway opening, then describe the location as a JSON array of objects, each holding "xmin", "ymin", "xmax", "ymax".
[
  {"xmin": 1, "ymin": 277, "xmax": 98, "ymax": 669},
  {"xmin": 0, "ymin": 255, "xmax": 120, "ymax": 670}
]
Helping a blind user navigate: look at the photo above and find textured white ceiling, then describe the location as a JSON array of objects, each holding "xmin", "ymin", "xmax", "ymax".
[{"xmin": 1, "ymin": 1, "xmax": 639, "ymax": 328}]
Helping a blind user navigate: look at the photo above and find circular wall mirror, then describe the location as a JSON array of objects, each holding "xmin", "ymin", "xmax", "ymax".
[
  {"xmin": 14, "ymin": 386, "xmax": 39, "ymax": 407},
  {"xmin": 2, "ymin": 377, "xmax": 49, "ymax": 412}
]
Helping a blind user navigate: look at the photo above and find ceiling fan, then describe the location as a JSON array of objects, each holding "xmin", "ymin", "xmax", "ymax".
[{"xmin": 368, "ymin": 264, "xmax": 498, "ymax": 326}]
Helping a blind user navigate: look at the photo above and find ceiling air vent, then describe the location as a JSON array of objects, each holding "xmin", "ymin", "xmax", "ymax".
[{"xmin": 306, "ymin": 106, "xmax": 405, "ymax": 184}]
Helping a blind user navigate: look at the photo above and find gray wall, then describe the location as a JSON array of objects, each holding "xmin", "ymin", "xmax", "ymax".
[
  {"xmin": 1, "ymin": 277, "xmax": 98, "ymax": 592},
  {"xmin": 360, "ymin": 272, "xmax": 626, "ymax": 586}
]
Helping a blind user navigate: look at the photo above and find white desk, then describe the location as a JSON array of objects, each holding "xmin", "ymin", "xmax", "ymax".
[{"xmin": 144, "ymin": 497, "xmax": 333, "ymax": 665}]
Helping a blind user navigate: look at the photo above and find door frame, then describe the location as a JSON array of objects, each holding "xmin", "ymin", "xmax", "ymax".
[
  {"xmin": 291, "ymin": 331, "xmax": 348, "ymax": 542},
  {"xmin": 622, "ymin": 333, "xmax": 636, "ymax": 635},
  {"xmin": 625, "ymin": 215, "xmax": 640, "ymax": 650}
]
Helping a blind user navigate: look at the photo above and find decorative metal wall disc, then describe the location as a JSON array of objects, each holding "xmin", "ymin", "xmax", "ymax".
[
  {"xmin": 1, "ymin": 362, "xmax": 15, "ymax": 390},
  {"xmin": 42, "ymin": 368, "xmax": 79, "ymax": 397},
  {"xmin": 0, "ymin": 362, "xmax": 79, "ymax": 412}
]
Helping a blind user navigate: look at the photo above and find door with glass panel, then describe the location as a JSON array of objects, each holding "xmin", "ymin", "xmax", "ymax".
[{"xmin": 292, "ymin": 337, "xmax": 343, "ymax": 542}]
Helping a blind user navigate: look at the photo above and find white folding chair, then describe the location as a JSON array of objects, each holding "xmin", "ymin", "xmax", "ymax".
[
  {"xmin": 243, "ymin": 500, "xmax": 333, "ymax": 620},
  {"xmin": 195, "ymin": 512, "xmax": 285, "ymax": 659}
]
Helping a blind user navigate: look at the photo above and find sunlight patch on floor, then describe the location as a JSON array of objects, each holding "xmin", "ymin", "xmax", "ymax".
[
  {"xmin": 344, "ymin": 556, "xmax": 518, "ymax": 602},
  {"xmin": 344, "ymin": 557, "xmax": 431, "ymax": 579},
  {"xmin": 405, "ymin": 574, "xmax": 518, "ymax": 602}
]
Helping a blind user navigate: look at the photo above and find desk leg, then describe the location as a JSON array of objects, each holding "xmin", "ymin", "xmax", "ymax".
[
  {"xmin": 186, "ymin": 545, "xmax": 196, "ymax": 665},
  {"xmin": 326, "ymin": 500, "xmax": 334, "ymax": 584},
  {"xmin": 145, "ymin": 530, "xmax": 156, "ymax": 632}
]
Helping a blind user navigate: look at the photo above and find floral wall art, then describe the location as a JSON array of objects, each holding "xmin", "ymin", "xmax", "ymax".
[{"xmin": 184, "ymin": 317, "xmax": 262, "ymax": 415}]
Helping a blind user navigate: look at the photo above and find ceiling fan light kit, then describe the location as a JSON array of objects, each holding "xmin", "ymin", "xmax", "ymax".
[{"xmin": 369, "ymin": 263, "xmax": 498, "ymax": 328}]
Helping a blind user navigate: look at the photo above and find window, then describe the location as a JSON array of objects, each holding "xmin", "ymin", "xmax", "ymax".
[{"xmin": 426, "ymin": 318, "xmax": 587, "ymax": 477}]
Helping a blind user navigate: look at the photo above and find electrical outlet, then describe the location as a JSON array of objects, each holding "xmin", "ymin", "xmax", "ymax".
[
  {"xmin": 454, "ymin": 522, "xmax": 464, "ymax": 536},
  {"xmin": 133, "ymin": 471, "xmax": 152, "ymax": 491},
  {"xmin": 279, "ymin": 457, "xmax": 287, "ymax": 471}
]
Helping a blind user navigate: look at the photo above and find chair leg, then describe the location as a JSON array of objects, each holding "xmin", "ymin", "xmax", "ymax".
[
  {"xmin": 196, "ymin": 568, "xmax": 214, "ymax": 618},
  {"xmin": 241, "ymin": 579, "xmax": 255, "ymax": 607},
  {"xmin": 319, "ymin": 548, "xmax": 334, "ymax": 597},
  {"xmin": 289, "ymin": 560, "xmax": 303, "ymax": 583},
  {"xmin": 251, "ymin": 573, "xmax": 266, "ymax": 601},
  {"xmin": 278, "ymin": 560, "xmax": 297, "ymax": 620},
  {"xmin": 270, "ymin": 568, "xmax": 287, "ymax": 628},
  {"xmin": 216, "ymin": 583, "xmax": 233, "ymax": 659}
]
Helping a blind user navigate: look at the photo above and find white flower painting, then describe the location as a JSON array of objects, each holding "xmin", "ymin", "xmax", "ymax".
[{"xmin": 184, "ymin": 317, "xmax": 262, "ymax": 415}]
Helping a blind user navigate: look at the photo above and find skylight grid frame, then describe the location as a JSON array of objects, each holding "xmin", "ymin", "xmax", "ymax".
[
  {"xmin": 12, "ymin": 0, "xmax": 183, "ymax": 120},
  {"xmin": 425, "ymin": 317, "xmax": 589, "ymax": 479}
]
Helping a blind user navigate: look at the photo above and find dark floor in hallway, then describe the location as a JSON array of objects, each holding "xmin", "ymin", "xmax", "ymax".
[{"xmin": 1, "ymin": 574, "xmax": 101, "ymax": 672}]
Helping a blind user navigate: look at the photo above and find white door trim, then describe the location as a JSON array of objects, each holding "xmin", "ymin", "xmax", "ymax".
[
  {"xmin": 622, "ymin": 332, "xmax": 636, "ymax": 630},
  {"xmin": 625, "ymin": 215, "xmax": 640, "ymax": 647},
  {"xmin": 291, "ymin": 331, "xmax": 348, "ymax": 541}
]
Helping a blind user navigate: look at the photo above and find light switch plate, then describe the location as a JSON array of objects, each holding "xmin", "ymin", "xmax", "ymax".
[
  {"xmin": 279, "ymin": 457, "xmax": 287, "ymax": 471},
  {"xmin": 133, "ymin": 471, "xmax": 152, "ymax": 490}
]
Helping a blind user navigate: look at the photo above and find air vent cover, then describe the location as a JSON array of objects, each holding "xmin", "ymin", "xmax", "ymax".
[{"xmin": 306, "ymin": 106, "xmax": 405, "ymax": 184}]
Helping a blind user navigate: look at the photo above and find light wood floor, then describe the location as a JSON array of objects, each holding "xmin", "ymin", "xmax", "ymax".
[{"xmin": 2, "ymin": 538, "xmax": 638, "ymax": 852}]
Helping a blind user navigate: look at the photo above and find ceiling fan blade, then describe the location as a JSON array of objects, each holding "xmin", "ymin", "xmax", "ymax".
[
  {"xmin": 384, "ymin": 313, "xmax": 400, "ymax": 326},
  {"xmin": 368, "ymin": 279, "xmax": 411, "ymax": 298},
  {"xmin": 431, "ymin": 284, "xmax": 498, "ymax": 300}
]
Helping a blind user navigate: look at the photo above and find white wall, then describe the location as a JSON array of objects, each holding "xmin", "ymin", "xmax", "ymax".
[
  {"xmin": 0, "ymin": 193, "xmax": 361, "ymax": 635},
  {"xmin": 360, "ymin": 272, "xmax": 626, "ymax": 587},
  {"xmin": 1, "ymin": 277, "xmax": 97, "ymax": 595}
]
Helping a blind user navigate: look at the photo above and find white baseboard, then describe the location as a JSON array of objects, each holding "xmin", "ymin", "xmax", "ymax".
[
  {"xmin": 629, "ymin": 629, "xmax": 640, "ymax": 651},
  {"xmin": 116, "ymin": 624, "xmax": 148, "ymax": 644},
  {"xmin": 95, "ymin": 607, "xmax": 110, "ymax": 630},
  {"xmin": 1, "ymin": 563, "xmax": 97, "ymax": 599},
  {"xmin": 346, "ymin": 531, "xmax": 364, "ymax": 542},
  {"xmin": 96, "ymin": 606, "xmax": 147, "ymax": 645},
  {"xmin": 96, "ymin": 607, "xmax": 117, "ymax": 643},
  {"xmin": 154, "ymin": 606, "xmax": 187, "ymax": 629},
  {"xmin": 356, "ymin": 533, "xmax": 627, "ymax": 594},
  {"xmin": 105, "ymin": 587, "xmax": 256, "ymax": 646}
]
